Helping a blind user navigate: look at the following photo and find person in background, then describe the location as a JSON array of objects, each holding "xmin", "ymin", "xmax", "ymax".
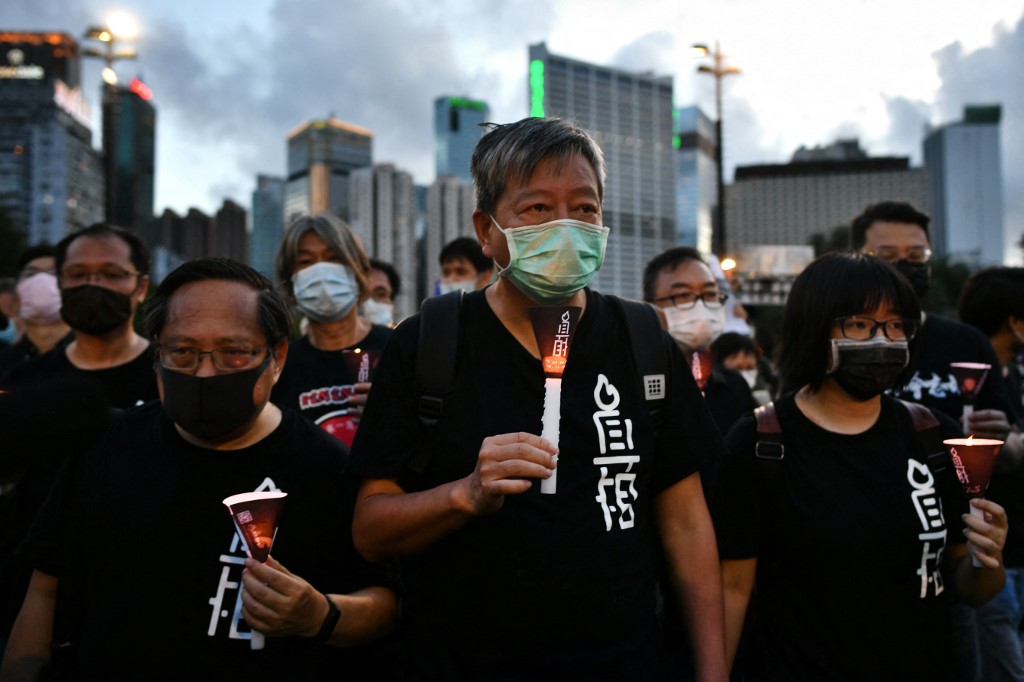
[
  {"xmin": 363, "ymin": 258, "xmax": 400, "ymax": 328},
  {"xmin": 0, "ymin": 280, "xmax": 18, "ymax": 348},
  {"xmin": 717, "ymin": 252, "xmax": 1006, "ymax": 680},
  {"xmin": 438, "ymin": 236, "xmax": 493, "ymax": 294},
  {"xmin": 271, "ymin": 214, "xmax": 391, "ymax": 447},
  {"xmin": 0, "ymin": 245, "xmax": 71, "ymax": 379},
  {"xmin": 959, "ymin": 266, "xmax": 1024, "ymax": 682},
  {"xmin": 712, "ymin": 332, "xmax": 776, "ymax": 406}
]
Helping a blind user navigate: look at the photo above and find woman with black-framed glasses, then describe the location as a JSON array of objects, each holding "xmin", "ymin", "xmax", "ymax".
[{"xmin": 714, "ymin": 252, "xmax": 1007, "ymax": 680}]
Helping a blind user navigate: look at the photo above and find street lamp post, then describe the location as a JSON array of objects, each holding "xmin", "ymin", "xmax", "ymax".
[
  {"xmin": 693, "ymin": 41, "xmax": 740, "ymax": 256},
  {"xmin": 82, "ymin": 15, "xmax": 138, "ymax": 85}
]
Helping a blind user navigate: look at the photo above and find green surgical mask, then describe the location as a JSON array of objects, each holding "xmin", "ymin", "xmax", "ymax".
[{"xmin": 491, "ymin": 216, "xmax": 609, "ymax": 304}]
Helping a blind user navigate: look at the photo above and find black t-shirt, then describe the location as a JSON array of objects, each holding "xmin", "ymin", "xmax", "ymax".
[
  {"xmin": 715, "ymin": 393, "xmax": 968, "ymax": 681},
  {"xmin": 270, "ymin": 326, "xmax": 391, "ymax": 446},
  {"xmin": 349, "ymin": 288, "xmax": 725, "ymax": 678},
  {"xmin": 0, "ymin": 343, "xmax": 158, "ymax": 408},
  {"xmin": 20, "ymin": 402, "xmax": 396, "ymax": 680}
]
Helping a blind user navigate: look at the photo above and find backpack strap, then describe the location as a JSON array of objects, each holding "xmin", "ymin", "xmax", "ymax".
[
  {"xmin": 414, "ymin": 290, "xmax": 464, "ymax": 427},
  {"xmin": 898, "ymin": 399, "xmax": 948, "ymax": 475},
  {"xmin": 754, "ymin": 403, "xmax": 784, "ymax": 460},
  {"xmin": 609, "ymin": 298, "xmax": 669, "ymax": 437}
]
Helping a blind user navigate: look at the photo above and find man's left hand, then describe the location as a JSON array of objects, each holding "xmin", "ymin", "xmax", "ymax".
[{"xmin": 241, "ymin": 556, "xmax": 329, "ymax": 638}]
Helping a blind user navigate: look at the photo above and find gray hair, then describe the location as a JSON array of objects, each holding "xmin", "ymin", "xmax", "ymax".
[
  {"xmin": 275, "ymin": 213, "xmax": 371, "ymax": 302},
  {"xmin": 470, "ymin": 117, "xmax": 606, "ymax": 214}
]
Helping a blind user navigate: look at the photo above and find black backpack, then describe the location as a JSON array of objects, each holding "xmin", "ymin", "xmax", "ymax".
[{"xmin": 413, "ymin": 291, "xmax": 670, "ymax": 434}]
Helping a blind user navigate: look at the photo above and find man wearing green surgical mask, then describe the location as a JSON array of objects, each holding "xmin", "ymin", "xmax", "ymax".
[{"xmin": 350, "ymin": 117, "xmax": 728, "ymax": 680}]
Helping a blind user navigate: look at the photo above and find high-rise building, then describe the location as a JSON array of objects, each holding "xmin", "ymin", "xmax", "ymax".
[
  {"xmin": 434, "ymin": 96, "xmax": 489, "ymax": 182},
  {"xmin": 424, "ymin": 175, "xmax": 475, "ymax": 297},
  {"xmin": 214, "ymin": 199, "xmax": 248, "ymax": 264},
  {"xmin": 158, "ymin": 201, "xmax": 247, "ymax": 264},
  {"xmin": 285, "ymin": 117, "xmax": 372, "ymax": 224},
  {"xmin": 674, "ymin": 106, "xmax": 717, "ymax": 252},
  {"xmin": 924, "ymin": 105, "xmax": 1005, "ymax": 266},
  {"xmin": 528, "ymin": 42, "xmax": 676, "ymax": 299},
  {"xmin": 726, "ymin": 140, "xmax": 931, "ymax": 249},
  {"xmin": 349, "ymin": 163, "xmax": 417, "ymax": 319},
  {"xmin": 0, "ymin": 32, "xmax": 104, "ymax": 244},
  {"xmin": 250, "ymin": 175, "xmax": 285, "ymax": 277},
  {"xmin": 101, "ymin": 78, "xmax": 156, "ymax": 244}
]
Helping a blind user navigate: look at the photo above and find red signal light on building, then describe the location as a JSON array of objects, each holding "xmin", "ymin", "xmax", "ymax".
[{"xmin": 129, "ymin": 77, "xmax": 152, "ymax": 101}]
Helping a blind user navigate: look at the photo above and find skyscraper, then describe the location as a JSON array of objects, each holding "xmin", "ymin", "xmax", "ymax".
[
  {"xmin": 924, "ymin": 105, "xmax": 1005, "ymax": 266},
  {"xmin": 528, "ymin": 42, "xmax": 676, "ymax": 299},
  {"xmin": 674, "ymin": 106, "xmax": 717, "ymax": 252},
  {"xmin": 250, "ymin": 174, "xmax": 285, "ymax": 277},
  {"xmin": 285, "ymin": 117, "xmax": 372, "ymax": 224},
  {"xmin": 101, "ymin": 77, "xmax": 156, "ymax": 244},
  {"xmin": 434, "ymin": 96, "xmax": 489, "ymax": 182},
  {"xmin": 349, "ymin": 163, "xmax": 417, "ymax": 319},
  {"xmin": 0, "ymin": 32, "xmax": 104, "ymax": 244},
  {"xmin": 214, "ymin": 199, "xmax": 248, "ymax": 263},
  {"xmin": 424, "ymin": 175, "xmax": 475, "ymax": 297}
]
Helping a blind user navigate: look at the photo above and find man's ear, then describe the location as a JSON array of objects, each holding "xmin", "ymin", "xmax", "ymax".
[{"xmin": 472, "ymin": 211, "xmax": 493, "ymax": 257}]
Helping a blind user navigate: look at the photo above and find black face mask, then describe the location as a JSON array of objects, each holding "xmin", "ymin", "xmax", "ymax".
[
  {"xmin": 159, "ymin": 355, "xmax": 271, "ymax": 442},
  {"xmin": 894, "ymin": 260, "xmax": 930, "ymax": 300},
  {"xmin": 828, "ymin": 338, "xmax": 909, "ymax": 401},
  {"xmin": 60, "ymin": 285, "xmax": 134, "ymax": 335}
]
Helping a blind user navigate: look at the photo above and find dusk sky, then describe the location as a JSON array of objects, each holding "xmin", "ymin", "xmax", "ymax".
[{"xmin": 4, "ymin": 0, "xmax": 1023, "ymax": 258}]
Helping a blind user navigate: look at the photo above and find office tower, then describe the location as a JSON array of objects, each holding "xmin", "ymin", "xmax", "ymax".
[
  {"xmin": 674, "ymin": 106, "xmax": 717, "ymax": 252},
  {"xmin": 250, "ymin": 175, "xmax": 285, "ymax": 277},
  {"xmin": 424, "ymin": 175, "xmax": 475, "ymax": 297},
  {"xmin": 528, "ymin": 42, "xmax": 676, "ymax": 299},
  {"xmin": 102, "ymin": 78, "xmax": 156, "ymax": 245},
  {"xmin": 727, "ymin": 139, "xmax": 930, "ymax": 248},
  {"xmin": 924, "ymin": 105, "xmax": 1005, "ymax": 266},
  {"xmin": 214, "ymin": 199, "xmax": 248, "ymax": 263},
  {"xmin": 284, "ymin": 117, "xmax": 372, "ymax": 224},
  {"xmin": 0, "ymin": 32, "xmax": 104, "ymax": 244},
  {"xmin": 435, "ymin": 96, "xmax": 489, "ymax": 181},
  {"xmin": 349, "ymin": 163, "xmax": 417, "ymax": 320}
]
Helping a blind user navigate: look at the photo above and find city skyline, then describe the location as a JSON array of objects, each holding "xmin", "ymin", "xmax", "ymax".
[{"xmin": 4, "ymin": 1, "xmax": 1022, "ymax": 260}]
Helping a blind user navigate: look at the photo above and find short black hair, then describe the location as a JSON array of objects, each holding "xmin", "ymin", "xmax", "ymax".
[
  {"xmin": 143, "ymin": 258, "xmax": 292, "ymax": 348},
  {"xmin": 440, "ymin": 237, "xmax": 492, "ymax": 274},
  {"xmin": 16, "ymin": 243, "xmax": 56, "ymax": 274},
  {"xmin": 642, "ymin": 246, "xmax": 706, "ymax": 302},
  {"xmin": 55, "ymin": 223, "xmax": 151, "ymax": 277},
  {"xmin": 368, "ymin": 258, "xmax": 401, "ymax": 298},
  {"xmin": 779, "ymin": 252, "xmax": 921, "ymax": 393},
  {"xmin": 711, "ymin": 332, "xmax": 758, "ymax": 364},
  {"xmin": 850, "ymin": 201, "xmax": 931, "ymax": 251},
  {"xmin": 958, "ymin": 267, "xmax": 1024, "ymax": 338}
]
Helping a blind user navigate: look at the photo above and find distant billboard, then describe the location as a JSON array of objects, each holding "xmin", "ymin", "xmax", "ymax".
[{"xmin": 0, "ymin": 32, "xmax": 79, "ymax": 87}]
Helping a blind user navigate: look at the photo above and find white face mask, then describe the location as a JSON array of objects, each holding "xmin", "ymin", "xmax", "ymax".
[
  {"xmin": 740, "ymin": 369, "xmax": 759, "ymax": 389},
  {"xmin": 362, "ymin": 298, "xmax": 394, "ymax": 326},
  {"xmin": 438, "ymin": 278, "xmax": 476, "ymax": 296},
  {"xmin": 664, "ymin": 303, "xmax": 726, "ymax": 351},
  {"xmin": 292, "ymin": 262, "xmax": 359, "ymax": 324}
]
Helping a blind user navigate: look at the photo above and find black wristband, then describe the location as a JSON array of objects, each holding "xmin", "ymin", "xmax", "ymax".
[{"xmin": 312, "ymin": 593, "xmax": 340, "ymax": 644}]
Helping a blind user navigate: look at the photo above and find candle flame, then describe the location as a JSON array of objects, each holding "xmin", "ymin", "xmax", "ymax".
[
  {"xmin": 967, "ymin": 435, "xmax": 974, "ymax": 445},
  {"xmin": 542, "ymin": 355, "xmax": 567, "ymax": 375}
]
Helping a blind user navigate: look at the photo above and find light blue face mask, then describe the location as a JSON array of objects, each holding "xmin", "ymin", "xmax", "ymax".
[
  {"xmin": 292, "ymin": 262, "xmax": 359, "ymax": 324},
  {"xmin": 491, "ymin": 216, "xmax": 609, "ymax": 304}
]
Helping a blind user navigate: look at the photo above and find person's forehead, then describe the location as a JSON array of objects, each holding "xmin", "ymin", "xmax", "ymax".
[
  {"xmin": 442, "ymin": 257, "xmax": 477, "ymax": 273},
  {"xmin": 864, "ymin": 221, "xmax": 930, "ymax": 248},
  {"xmin": 64, "ymin": 235, "xmax": 133, "ymax": 266},
  {"xmin": 25, "ymin": 256, "xmax": 56, "ymax": 271},
  {"xmin": 162, "ymin": 280, "xmax": 264, "ymax": 341},
  {"xmin": 654, "ymin": 260, "xmax": 717, "ymax": 296},
  {"xmin": 506, "ymin": 155, "xmax": 599, "ymax": 200},
  {"xmin": 367, "ymin": 269, "xmax": 391, "ymax": 291}
]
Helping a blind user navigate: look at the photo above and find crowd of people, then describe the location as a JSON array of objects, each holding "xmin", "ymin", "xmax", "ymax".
[{"xmin": 0, "ymin": 116, "xmax": 1020, "ymax": 680}]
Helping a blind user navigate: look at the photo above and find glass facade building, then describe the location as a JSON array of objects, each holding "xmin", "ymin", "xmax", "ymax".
[
  {"xmin": 434, "ymin": 96, "xmax": 489, "ymax": 182},
  {"xmin": 285, "ymin": 117, "xmax": 372, "ymax": 224}
]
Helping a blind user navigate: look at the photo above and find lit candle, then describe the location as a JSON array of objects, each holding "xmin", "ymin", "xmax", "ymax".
[
  {"xmin": 950, "ymin": 362, "xmax": 991, "ymax": 418},
  {"xmin": 943, "ymin": 437, "xmax": 1002, "ymax": 567},
  {"xmin": 223, "ymin": 491, "xmax": 288, "ymax": 649},
  {"xmin": 528, "ymin": 306, "xmax": 582, "ymax": 495}
]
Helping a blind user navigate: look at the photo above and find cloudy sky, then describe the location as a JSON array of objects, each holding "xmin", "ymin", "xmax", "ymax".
[{"xmin": 5, "ymin": 0, "xmax": 1023, "ymax": 257}]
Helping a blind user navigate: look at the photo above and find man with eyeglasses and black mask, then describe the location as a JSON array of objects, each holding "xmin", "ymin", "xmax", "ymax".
[
  {"xmin": 2, "ymin": 258, "xmax": 397, "ymax": 680},
  {"xmin": 0, "ymin": 224, "xmax": 158, "ymax": 647},
  {"xmin": 349, "ymin": 118, "xmax": 727, "ymax": 680},
  {"xmin": 853, "ymin": 201, "xmax": 1022, "ymax": 682}
]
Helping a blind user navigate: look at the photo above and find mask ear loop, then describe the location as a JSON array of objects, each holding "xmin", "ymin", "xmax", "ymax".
[{"xmin": 490, "ymin": 215, "xmax": 517, "ymax": 276}]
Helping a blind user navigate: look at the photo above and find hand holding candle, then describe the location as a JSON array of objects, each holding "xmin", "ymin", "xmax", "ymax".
[
  {"xmin": 943, "ymin": 437, "xmax": 1001, "ymax": 567},
  {"xmin": 528, "ymin": 306, "xmax": 582, "ymax": 495},
  {"xmin": 224, "ymin": 490, "xmax": 287, "ymax": 648}
]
